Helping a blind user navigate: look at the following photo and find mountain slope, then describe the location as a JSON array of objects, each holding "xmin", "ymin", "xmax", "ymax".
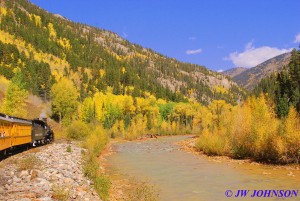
[
  {"xmin": 223, "ymin": 53, "xmax": 291, "ymax": 90},
  {"xmin": 0, "ymin": 0, "xmax": 245, "ymax": 104},
  {"xmin": 223, "ymin": 67, "xmax": 247, "ymax": 78}
]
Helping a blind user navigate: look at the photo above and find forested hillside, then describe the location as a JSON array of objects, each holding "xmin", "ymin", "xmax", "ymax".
[
  {"xmin": 253, "ymin": 49, "xmax": 300, "ymax": 118},
  {"xmin": 0, "ymin": 0, "xmax": 244, "ymax": 106}
]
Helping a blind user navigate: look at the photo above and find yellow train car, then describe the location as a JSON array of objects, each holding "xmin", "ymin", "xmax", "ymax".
[
  {"xmin": 0, "ymin": 113, "xmax": 32, "ymax": 155},
  {"xmin": 0, "ymin": 115, "xmax": 13, "ymax": 154}
]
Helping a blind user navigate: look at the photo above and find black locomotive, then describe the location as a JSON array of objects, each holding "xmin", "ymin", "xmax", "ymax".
[{"xmin": 32, "ymin": 118, "xmax": 54, "ymax": 146}]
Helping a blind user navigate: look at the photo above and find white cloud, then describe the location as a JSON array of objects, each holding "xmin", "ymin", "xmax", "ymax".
[
  {"xmin": 186, "ymin": 48, "xmax": 202, "ymax": 55},
  {"xmin": 217, "ymin": 69, "xmax": 224, "ymax": 73},
  {"xmin": 224, "ymin": 41, "xmax": 291, "ymax": 68},
  {"xmin": 294, "ymin": 33, "xmax": 300, "ymax": 43}
]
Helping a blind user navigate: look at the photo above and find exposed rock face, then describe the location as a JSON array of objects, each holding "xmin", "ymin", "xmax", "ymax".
[
  {"xmin": 0, "ymin": 142, "xmax": 101, "ymax": 201},
  {"xmin": 223, "ymin": 67, "xmax": 248, "ymax": 78}
]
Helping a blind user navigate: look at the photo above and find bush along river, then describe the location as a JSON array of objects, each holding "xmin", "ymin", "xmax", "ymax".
[{"xmin": 105, "ymin": 136, "xmax": 300, "ymax": 201}]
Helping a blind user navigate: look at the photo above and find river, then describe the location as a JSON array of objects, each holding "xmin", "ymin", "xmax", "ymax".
[{"xmin": 106, "ymin": 135, "xmax": 300, "ymax": 201}]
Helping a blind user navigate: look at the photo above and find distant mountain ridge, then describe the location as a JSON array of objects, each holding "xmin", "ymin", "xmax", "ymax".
[
  {"xmin": 223, "ymin": 52, "xmax": 291, "ymax": 90},
  {"xmin": 223, "ymin": 67, "xmax": 247, "ymax": 78}
]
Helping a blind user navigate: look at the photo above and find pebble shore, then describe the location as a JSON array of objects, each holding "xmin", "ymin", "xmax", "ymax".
[{"xmin": 0, "ymin": 142, "xmax": 101, "ymax": 201}]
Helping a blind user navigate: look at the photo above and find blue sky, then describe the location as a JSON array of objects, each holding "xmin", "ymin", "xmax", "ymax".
[{"xmin": 30, "ymin": 0, "xmax": 300, "ymax": 71}]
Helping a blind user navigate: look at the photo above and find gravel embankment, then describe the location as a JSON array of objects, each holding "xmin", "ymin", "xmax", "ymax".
[{"xmin": 0, "ymin": 142, "xmax": 101, "ymax": 201}]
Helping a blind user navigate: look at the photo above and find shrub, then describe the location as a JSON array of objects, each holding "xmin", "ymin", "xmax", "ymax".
[
  {"xmin": 51, "ymin": 185, "xmax": 70, "ymax": 201},
  {"xmin": 124, "ymin": 122, "xmax": 141, "ymax": 140},
  {"xmin": 18, "ymin": 155, "xmax": 41, "ymax": 171},
  {"xmin": 282, "ymin": 107, "xmax": 300, "ymax": 163},
  {"xmin": 83, "ymin": 152, "xmax": 111, "ymax": 201},
  {"xmin": 66, "ymin": 145, "xmax": 72, "ymax": 152},
  {"xmin": 195, "ymin": 129, "xmax": 230, "ymax": 156},
  {"xmin": 83, "ymin": 125, "xmax": 110, "ymax": 200},
  {"xmin": 230, "ymin": 103, "xmax": 253, "ymax": 158},
  {"xmin": 84, "ymin": 126, "xmax": 108, "ymax": 155},
  {"xmin": 83, "ymin": 153, "xmax": 99, "ymax": 179},
  {"xmin": 94, "ymin": 175, "xmax": 111, "ymax": 201},
  {"xmin": 124, "ymin": 116, "xmax": 147, "ymax": 140},
  {"xmin": 66, "ymin": 121, "xmax": 89, "ymax": 140},
  {"xmin": 54, "ymin": 130, "xmax": 67, "ymax": 140},
  {"xmin": 109, "ymin": 120, "xmax": 124, "ymax": 138},
  {"xmin": 128, "ymin": 180, "xmax": 160, "ymax": 201}
]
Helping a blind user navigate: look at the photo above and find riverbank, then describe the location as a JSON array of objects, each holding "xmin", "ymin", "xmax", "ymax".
[
  {"xmin": 99, "ymin": 138, "xmax": 160, "ymax": 201},
  {"xmin": 0, "ymin": 141, "xmax": 101, "ymax": 201},
  {"xmin": 178, "ymin": 136, "xmax": 300, "ymax": 172},
  {"xmin": 97, "ymin": 140, "xmax": 126, "ymax": 201}
]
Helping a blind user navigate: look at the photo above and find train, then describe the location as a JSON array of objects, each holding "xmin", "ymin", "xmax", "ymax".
[{"xmin": 0, "ymin": 113, "xmax": 54, "ymax": 157}]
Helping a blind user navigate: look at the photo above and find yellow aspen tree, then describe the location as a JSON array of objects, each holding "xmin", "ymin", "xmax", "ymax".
[
  {"xmin": 33, "ymin": 14, "xmax": 42, "ymax": 27},
  {"xmin": 79, "ymin": 97, "xmax": 94, "ymax": 123},
  {"xmin": 231, "ymin": 101, "xmax": 253, "ymax": 158},
  {"xmin": 250, "ymin": 95, "xmax": 279, "ymax": 161},
  {"xmin": 284, "ymin": 106, "xmax": 300, "ymax": 162},
  {"xmin": 160, "ymin": 120, "xmax": 168, "ymax": 134},
  {"xmin": 93, "ymin": 92, "xmax": 105, "ymax": 122},
  {"xmin": 51, "ymin": 78, "xmax": 79, "ymax": 125},
  {"xmin": 48, "ymin": 23, "xmax": 57, "ymax": 39},
  {"xmin": 1, "ymin": 82, "xmax": 28, "ymax": 118}
]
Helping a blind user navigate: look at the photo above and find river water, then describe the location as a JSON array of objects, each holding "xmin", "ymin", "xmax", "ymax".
[{"xmin": 106, "ymin": 135, "xmax": 300, "ymax": 201}]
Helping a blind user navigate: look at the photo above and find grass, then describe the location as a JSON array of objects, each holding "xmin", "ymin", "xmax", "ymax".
[
  {"xmin": 83, "ymin": 152, "xmax": 110, "ymax": 200},
  {"xmin": 54, "ymin": 131, "xmax": 67, "ymax": 140},
  {"xmin": 51, "ymin": 185, "xmax": 70, "ymax": 201},
  {"xmin": 127, "ymin": 179, "xmax": 160, "ymax": 201},
  {"xmin": 94, "ymin": 175, "xmax": 111, "ymax": 200},
  {"xmin": 82, "ymin": 125, "xmax": 111, "ymax": 200},
  {"xmin": 66, "ymin": 145, "xmax": 72, "ymax": 152},
  {"xmin": 18, "ymin": 155, "xmax": 41, "ymax": 170}
]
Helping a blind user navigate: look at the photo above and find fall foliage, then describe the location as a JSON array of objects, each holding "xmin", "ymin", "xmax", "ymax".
[
  {"xmin": 0, "ymin": 0, "xmax": 299, "ymax": 165},
  {"xmin": 50, "ymin": 77, "xmax": 79, "ymax": 125},
  {"xmin": 1, "ymin": 81, "xmax": 28, "ymax": 118}
]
